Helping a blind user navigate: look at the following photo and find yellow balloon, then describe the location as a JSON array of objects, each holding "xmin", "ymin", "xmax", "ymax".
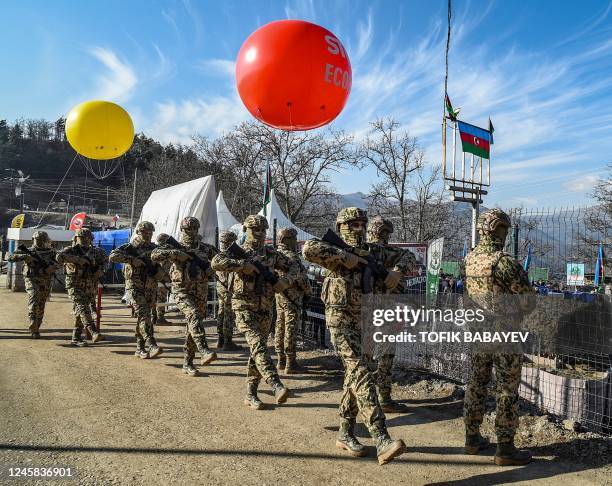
[{"xmin": 65, "ymin": 100, "xmax": 134, "ymax": 160}]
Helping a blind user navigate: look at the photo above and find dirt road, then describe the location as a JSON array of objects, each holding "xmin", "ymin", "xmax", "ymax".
[{"xmin": 0, "ymin": 287, "xmax": 609, "ymax": 485}]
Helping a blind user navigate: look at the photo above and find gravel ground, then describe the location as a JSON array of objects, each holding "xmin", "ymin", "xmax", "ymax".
[{"xmin": 0, "ymin": 287, "xmax": 610, "ymax": 485}]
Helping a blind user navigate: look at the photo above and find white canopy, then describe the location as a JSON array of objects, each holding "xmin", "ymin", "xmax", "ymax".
[
  {"xmin": 216, "ymin": 190, "xmax": 240, "ymax": 231},
  {"xmin": 257, "ymin": 189, "xmax": 316, "ymax": 241},
  {"xmin": 137, "ymin": 176, "xmax": 218, "ymax": 245}
]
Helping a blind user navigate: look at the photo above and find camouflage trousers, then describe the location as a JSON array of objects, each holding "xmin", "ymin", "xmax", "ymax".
[
  {"xmin": 130, "ymin": 286, "xmax": 156, "ymax": 348},
  {"xmin": 174, "ymin": 292, "xmax": 209, "ymax": 360},
  {"xmin": 464, "ymin": 353, "xmax": 522, "ymax": 443},
  {"xmin": 67, "ymin": 286, "xmax": 97, "ymax": 332},
  {"xmin": 274, "ymin": 295, "xmax": 302, "ymax": 358},
  {"xmin": 153, "ymin": 284, "xmax": 168, "ymax": 321},
  {"xmin": 234, "ymin": 307, "xmax": 279, "ymax": 386},
  {"xmin": 217, "ymin": 298, "xmax": 234, "ymax": 340},
  {"xmin": 365, "ymin": 353, "xmax": 395, "ymax": 404},
  {"xmin": 25, "ymin": 278, "xmax": 51, "ymax": 332},
  {"xmin": 329, "ymin": 325, "xmax": 387, "ymax": 437}
]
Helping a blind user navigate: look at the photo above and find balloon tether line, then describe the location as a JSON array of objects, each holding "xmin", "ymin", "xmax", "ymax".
[{"xmin": 37, "ymin": 153, "xmax": 78, "ymax": 227}]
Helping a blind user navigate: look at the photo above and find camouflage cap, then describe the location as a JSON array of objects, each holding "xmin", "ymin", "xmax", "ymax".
[
  {"xmin": 367, "ymin": 216, "xmax": 393, "ymax": 237},
  {"xmin": 156, "ymin": 233, "xmax": 170, "ymax": 244},
  {"xmin": 336, "ymin": 207, "xmax": 368, "ymax": 226},
  {"xmin": 243, "ymin": 214, "xmax": 268, "ymax": 230},
  {"xmin": 136, "ymin": 221, "xmax": 155, "ymax": 233},
  {"xmin": 219, "ymin": 231, "xmax": 237, "ymax": 244},
  {"xmin": 180, "ymin": 216, "xmax": 200, "ymax": 231},
  {"xmin": 75, "ymin": 227, "xmax": 94, "ymax": 239},
  {"xmin": 477, "ymin": 208, "xmax": 511, "ymax": 235},
  {"xmin": 277, "ymin": 227, "xmax": 297, "ymax": 241},
  {"xmin": 32, "ymin": 230, "xmax": 50, "ymax": 241}
]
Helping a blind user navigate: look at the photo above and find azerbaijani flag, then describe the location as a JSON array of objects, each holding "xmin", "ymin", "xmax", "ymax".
[
  {"xmin": 262, "ymin": 160, "xmax": 272, "ymax": 216},
  {"xmin": 457, "ymin": 121, "xmax": 492, "ymax": 159},
  {"xmin": 594, "ymin": 241, "xmax": 605, "ymax": 291}
]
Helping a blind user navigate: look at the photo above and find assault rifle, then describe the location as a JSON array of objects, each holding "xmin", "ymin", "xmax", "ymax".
[
  {"xmin": 72, "ymin": 244, "xmax": 107, "ymax": 289},
  {"xmin": 16, "ymin": 244, "xmax": 64, "ymax": 287},
  {"xmin": 118, "ymin": 243, "xmax": 159, "ymax": 278},
  {"xmin": 163, "ymin": 236, "xmax": 211, "ymax": 278},
  {"xmin": 320, "ymin": 229, "xmax": 402, "ymax": 294}
]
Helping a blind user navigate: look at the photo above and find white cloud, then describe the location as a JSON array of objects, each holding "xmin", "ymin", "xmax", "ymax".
[
  {"xmin": 197, "ymin": 59, "xmax": 235, "ymax": 78},
  {"xmin": 284, "ymin": 0, "xmax": 316, "ymax": 21},
  {"xmin": 87, "ymin": 47, "xmax": 137, "ymax": 103},
  {"xmin": 563, "ymin": 174, "xmax": 600, "ymax": 193},
  {"xmin": 355, "ymin": 9, "xmax": 373, "ymax": 60}
]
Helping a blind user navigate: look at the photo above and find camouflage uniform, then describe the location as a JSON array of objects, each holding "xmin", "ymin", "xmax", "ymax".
[
  {"xmin": 8, "ymin": 231, "xmax": 59, "ymax": 337},
  {"xmin": 109, "ymin": 222, "xmax": 163, "ymax": 358},
  {"xmin": 463, "ymin": 208, "xmax": 533, "ymax": 465},
  {"xmin": 151, "ymin": 217, "xmax": 217, "ymax": 375},
  {"xmin": 274, "ymin": 227, "xmax": 311, "ymax": 373},
  {"xmin": 56, "ymin": 228, "xmax": 107, "ymax": 346},
  {"xmin": 211, "ymin": 215, "xmax": 294, "ymax": 409},
  {"xmin": 303, "ymin": 208, "xmax": 406, "ymax": 465},
  {"xmin": 152, "ymin": 233, "xmax": 171, "ymax": 325},
  {"xmin": 366, "ymin": 216, "xmax": 416, "ymax": 412},
  {"xmin": 215, "ymin": 231, "xmax": 242, "ymax": 351}
]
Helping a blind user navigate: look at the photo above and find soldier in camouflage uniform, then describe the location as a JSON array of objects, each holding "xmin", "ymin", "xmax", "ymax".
[
  {"xmin": 366, "ymin": 216, "xmax": 417, "ymax": 413},
  {"xmin": 9, "ymin": 231, "xmax": 59, "ymax": 338},
  {"xmin": 56, "ymin": 228, "xmax": 107, "ymax": 346},
  {"xmin": 303, "ymin": 208, "xmax": 406, "ymax": 465},
  {"xmin": 215, "ymin": 231, "xmax": 242, "ymax": 351},
  {"xmin": 152, "ymin": 233, "xmax": 171, "ymax": 325},
  {"xmin": 211, "ymin": 215, "xmax": 294, "ymax": 409},
  {"xmin": 109, "ymin": 221, "xmax": 163, "ymax": 359},
  {"xmin": 151, "ymin": 217, "xmax": 217, "ymax": 376},
  {"xmin": 463, "ymin": 208, "xmax": 533, "ymax": 466},
  {"xmin": 274, "ymin": 227, "xmax": 311, "ymax": 374}
]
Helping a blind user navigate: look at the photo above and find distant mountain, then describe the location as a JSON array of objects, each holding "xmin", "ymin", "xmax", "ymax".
[{"xmin": 340, "ymin": 192, "xmax": 369, "ymax": 208}]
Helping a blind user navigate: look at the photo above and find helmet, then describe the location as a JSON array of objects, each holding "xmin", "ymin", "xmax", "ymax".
[
  {"xmin": 336, "ymin": 207, "xmax": 367, "ymax": 230},
  {"xmin": 156, "ymin": 233, "xmax": 170, "ymax": 244},
  {"xmin": 367, "ymin": 216, "xmax": 393, "ymax": 238},
  {"xmin": 219, "ymin": 231, "xmax": 237, "ymax": 244},
  {"xmin": 180, "ymin": 217, "xmax": 200, "ymax": 231},
  {"xmin": 477, "ymin": 209, "xmax": 511, "ymax": 236},
  {"xmin": 32, "ymin": 231, "xmax": 50, "ymax": 242},
  {"xmin": 243, "ymin": 214, "xmax": 268, "ymax": 230},
  {"xmin": 75, "ymin": 228, "xmax": 94, "ymax": 240},
  {"xmin": 136, "ymin": 221, "xmax": 155, "ymax": 233},
  {"xmin": 277, "ymin": 227, "xmax": 297, "ymax": 241}
]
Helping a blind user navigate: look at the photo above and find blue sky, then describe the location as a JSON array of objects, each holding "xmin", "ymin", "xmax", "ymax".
[{"xmin": 1, "ymin": 0, "xmax": 611, "ymax": 208}]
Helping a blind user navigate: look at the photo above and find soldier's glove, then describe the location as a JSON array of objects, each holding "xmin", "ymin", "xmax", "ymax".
[
  {"xmin": 173, "ymin": 251, "xmax": 191, "ymax": 263},
  {"xmin": 272, "ymin": 277, "xmax": 290, "ymax": 293},
  {"xmin": 384, "ymin": 270, "xmax": 403, "ymax": 290},
  {"xmin": 241, "ymin": 263, "xmax": 259, "ymax": 276},
  {"xmin": 70, "ymin": 256, "xmax": 90, "ymax": 266},
  {"xmin": 342, "ymin": 252, "xmax": 367, "ymax": 270},
  {"xmin": 131, "ymin": 257, "xmax": 145, "ymax": 267}
]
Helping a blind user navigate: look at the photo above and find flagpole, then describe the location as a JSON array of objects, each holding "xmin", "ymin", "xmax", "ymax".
[
  {"xmin": 452, "ymin": 120, "xmax": 457, "ymax": 181},
  {"xmin": 442, "ymin": 117, "xmax": 447, "ymax": 179},
  {"xmin": 461, "ymin": 147, "xmax": 465, "ymax": 181},
  {"xmin": 470, "ymin": 154, "xmax": 475, "ymax": 183}
]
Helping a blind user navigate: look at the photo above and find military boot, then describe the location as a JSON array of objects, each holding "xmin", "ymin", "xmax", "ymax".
[
  {"xmin": 285, "ymin": 354, "xmax": 304, "ymax": 375},
  {"xmin": 182, "ymin": 355, "xmax": 199, "ymax": 376},
  {"xmin": 222, "ymin": 335, "xmax": 243, "ymax": 351},
  {"xmin": 28, "ymin": 319, "xmax": 37, "ymax": 333},
  {"xmin": 197, "ymin": 340, "xmax": 217, "ymax": 365},
  {"xmin": 147, "ymin": 337, "xmax": 163, "ymax": 358},
  {"xmin": 87, "ymin": 326, "xmax": 102, "ymax": 343},
  {"xmin": 216, "ymin": 334, "xmax": 224, "ymax": 348},
  {"xmin": 335, "ymin": 419, "xmax": 367, "ymax": 457},
  {"xmin": 270, "ymin": 378, "xmax": 289, "ymax": 404},
  {"xmin": 31, "ymin": 331, "xmax": 41, "ymax": 339},
  {"xmin": 379, "ymin": 395, "xmax": 410, "ymax": 413},
  {"xmin": 464, "ymin": 432, "xmax": 491, "ymax": 455},
  {"xmin": 277, "ymin": 353, "xmax": 286, "ymax": 371},
  {"xmin": 494, "ymin": 441, "xmax": 532, "ymax": 466},
  {"xmin": 71, "ymin": 329, "xmax": 87, "ymax": 347},
  {"xmin": 244, "ymin": 382, "xmax": 264, "ymax": 410},
  {"xmin": 372, "ymin": 421, "xmax": 406, "ymax": 465}
]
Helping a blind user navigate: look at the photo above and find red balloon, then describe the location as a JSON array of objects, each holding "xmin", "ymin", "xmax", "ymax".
[{"xmin": 235, "ymin": 20, "xmax": 352, "ymax": 131}]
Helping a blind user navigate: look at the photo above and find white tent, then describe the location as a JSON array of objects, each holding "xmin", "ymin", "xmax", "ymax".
[
  {"xmin": 138, "ymin": 176, "xmax": 218, "ymax": 245},
  {"xmin": 257, "ymin": 189, "xmax": 316, "ymax": 241},
  {"xmin": 216, "ymin": 190, "xmax": 240, "ymax": 231}
]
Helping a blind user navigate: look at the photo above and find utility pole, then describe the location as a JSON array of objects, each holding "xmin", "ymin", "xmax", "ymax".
[{"xmin": 129, "ymin": 166, "xmax": 138, "ymax": 228}]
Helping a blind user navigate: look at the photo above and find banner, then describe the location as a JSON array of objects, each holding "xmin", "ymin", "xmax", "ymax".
[
  {"xmin": 426, "ymin": 237, "xmax": 444, "ymax": 303},
  {"xmin": 10, "ymin": 214, "xmax": 25, "ymax": 228},
  {"xmin": 69, "ymin": 212, "xmax": 87, "ymax": 231},
  {"xmin": 566, "ymin": 263, "xmax": 585, "ymax": 287}
]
